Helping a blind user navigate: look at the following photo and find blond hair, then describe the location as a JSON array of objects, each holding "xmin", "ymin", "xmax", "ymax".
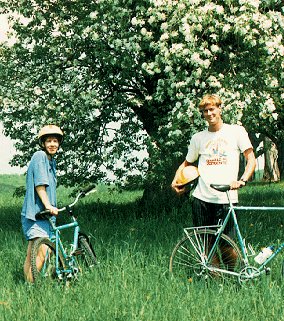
[{"xmin": 199, "ymin": 94, "xmax": 222, "ymax": 110}]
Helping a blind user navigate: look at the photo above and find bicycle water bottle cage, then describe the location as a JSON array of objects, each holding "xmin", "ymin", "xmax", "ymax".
[{"xmin": 210, "ymin": 184, "xmax": 230, "ymax": 192}]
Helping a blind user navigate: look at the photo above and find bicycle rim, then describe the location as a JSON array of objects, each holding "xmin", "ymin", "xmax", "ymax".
[
  {"xmin": 31, "ymin": 238, "xmax": 65, "ymax": 283},
  {"xmin": 76, "ymin": 236, "xmax": 97, "ymax": 272},
  {"xmin": 169, "ymin": 229, "xmax": 243, "ymax": 283}
]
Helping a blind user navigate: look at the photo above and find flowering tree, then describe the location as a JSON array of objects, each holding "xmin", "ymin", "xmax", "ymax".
[{"xmin": 0, "ymin": 0, "xmax": 283, "ymax": 188}]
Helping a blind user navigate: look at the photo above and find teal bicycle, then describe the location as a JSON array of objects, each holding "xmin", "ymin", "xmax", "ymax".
[
  {"xmin": 169, "ymin": 184, "xmax": 284, "ymax": 284},
  {"xmin": 31, "ymin": 186, "xmax": 97, "ymax": 283}
]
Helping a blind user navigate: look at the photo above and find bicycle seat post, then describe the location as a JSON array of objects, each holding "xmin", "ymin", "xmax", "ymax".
[{"xmin": 226, "ymin": 190, "xmax": 234, "ymax": 209}]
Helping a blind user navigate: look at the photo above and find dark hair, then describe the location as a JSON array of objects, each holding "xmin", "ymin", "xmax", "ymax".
[{"xmin": 40, "ymin": 134, "xmax": 63, "ymax": 145}]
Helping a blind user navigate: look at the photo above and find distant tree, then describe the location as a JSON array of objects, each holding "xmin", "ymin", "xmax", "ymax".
[{"xmin": 0, "ymin": 0, "xmax": 283, "ymax": 189}]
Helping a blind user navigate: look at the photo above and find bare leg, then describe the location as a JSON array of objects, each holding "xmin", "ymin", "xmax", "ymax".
[
  {"xmin": 24, "ymin": 239, "xmax": 49, "ymax": 282},
  {"xmin": 221, "ymin": 245, "xmax": 238, "ymax": 271},
  {"xmin": 24, "ymin": 240, "xmax": 35, "ymax": 282}
]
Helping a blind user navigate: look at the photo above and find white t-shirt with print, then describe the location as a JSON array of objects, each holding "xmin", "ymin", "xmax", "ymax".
[{"xmin": 186, "ymin": 124, "xmax": 252, "ymax": 204}]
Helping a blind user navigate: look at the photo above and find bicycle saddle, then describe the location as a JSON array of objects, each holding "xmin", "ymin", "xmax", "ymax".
[{"xmin": 210, "ymin": 184, "xmax": 231, "ymax": 192}]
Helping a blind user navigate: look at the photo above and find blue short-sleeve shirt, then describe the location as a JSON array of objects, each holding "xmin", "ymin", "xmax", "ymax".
[{"xmin": 21, "ymin": 151, "xmax": 57, "ymax": 221}]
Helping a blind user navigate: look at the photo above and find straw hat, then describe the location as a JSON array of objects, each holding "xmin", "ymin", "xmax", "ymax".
[
  {"xmin": 38, "ymin": 124, "xmax": 64, "ymax": 146},
  {"xmin": 176, "ymin": 165, "xmax": 199, "ymax": 187}
]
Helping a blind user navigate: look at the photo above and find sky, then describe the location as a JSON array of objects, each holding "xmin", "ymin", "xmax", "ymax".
[
  {"xmin": 0, "ymin": 14, "xmax": 9, "ymax": 42},
  {"xmin": 0, "ymin": 15, "xmax": 25, "ymax": 174},
  {"xmin": 0, "ymin": 123, "xmax": 25, "ymax": 174}
]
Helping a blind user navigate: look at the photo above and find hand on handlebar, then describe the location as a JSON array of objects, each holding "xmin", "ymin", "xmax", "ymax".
[
  {"xmin": 230, "ymin": 180, "xmax": 246, "ymax": 190},
  {"xmin": 45, "ymin": 205, "xmax": 58, "ymax": 215}
]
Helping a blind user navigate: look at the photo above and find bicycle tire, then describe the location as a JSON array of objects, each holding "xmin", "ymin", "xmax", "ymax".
[
  {"xmin": 169, "ymin": 229, "xmax": 243, "ymax": 282},
  {"xmin": 77, "ymin": 236, "xmax": 97, "ymax": 271},
  {"xmin": 31, "ymin": 237, "xmax": 65, "ymax": 282}
]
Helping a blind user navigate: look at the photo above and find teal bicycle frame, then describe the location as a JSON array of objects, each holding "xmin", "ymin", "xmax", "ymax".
[
  {"xmin": 206, "ymin": 184, "xmax": 284, "ymax": 280},
  {"xmin": 49, "ymin": 217, "xmax": 81, "ymax": 278},
  {"xmin": 35, "ymin": 185, "xmax": 96, "ymax": 280}
]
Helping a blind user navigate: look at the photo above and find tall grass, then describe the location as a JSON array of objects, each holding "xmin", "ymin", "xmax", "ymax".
[{"xmin": 1, "ymin": 175, "xmax": 284, "ymax": 321}]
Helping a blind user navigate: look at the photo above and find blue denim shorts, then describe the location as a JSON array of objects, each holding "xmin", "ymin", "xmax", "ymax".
[{"xmin": 21, "ymin": 215, "xmax": 54, "ymax": 241}]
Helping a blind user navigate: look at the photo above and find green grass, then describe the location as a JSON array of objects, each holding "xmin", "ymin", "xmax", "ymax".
[{"xmin": 1, "ymin": 175, "xmax": 284, "ymax": 320}]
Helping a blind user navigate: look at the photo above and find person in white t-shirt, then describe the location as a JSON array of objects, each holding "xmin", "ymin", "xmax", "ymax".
[{"xmin": 172, "ymin": 94, "xmax": 256, "ymax": 234}]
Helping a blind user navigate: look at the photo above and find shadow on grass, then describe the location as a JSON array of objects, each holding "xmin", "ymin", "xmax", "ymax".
[
  {"xmin": 2, "ymin": 181, "xmax": 284, "ymax": 286},
  {"xmin": 12, "ymin": 267, "xmax": 26, "ymax": 285},
  {"xmin": 1, "ymin": 207, "xmax": 22, "ymax": 233}
]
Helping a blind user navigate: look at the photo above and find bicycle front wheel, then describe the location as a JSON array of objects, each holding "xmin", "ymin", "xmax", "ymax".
[
  {"xmin": 76, "ymin": 236, "xmax": 97, "ymax": 271},
  {"xmin": 31, "ymin": 237, "xmax": 65, "ymax": 282},
  {"xmin": 169, "ymin": 229, "xmax": 243, "ymax": 282}
]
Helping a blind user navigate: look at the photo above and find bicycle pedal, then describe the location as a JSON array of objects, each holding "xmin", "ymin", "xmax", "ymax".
[
  {"xmin": 73, "ymin": 268, "xmax": 80, "ymax": 274},
  {"xmin": 265, "ymin": 267, "xmax": 271, "ymax": 275}
]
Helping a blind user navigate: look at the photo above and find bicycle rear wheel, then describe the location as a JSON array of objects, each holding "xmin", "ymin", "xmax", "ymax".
[
  {"xmin": 76, "ymin": 236, "xmax": 97, "ymax": 271},
  {"xmin": 31, "ymin": 237, "xmax": 65, "ymax": 282},
  {"xmin": 169, "ymin": 229, "xmax": 243, "ymax": 282}
]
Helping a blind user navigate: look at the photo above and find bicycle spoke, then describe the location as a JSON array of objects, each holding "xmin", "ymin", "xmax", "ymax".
[{"xmin": 169, "ymin": 229, "xmax": 244, "ymax": 283}]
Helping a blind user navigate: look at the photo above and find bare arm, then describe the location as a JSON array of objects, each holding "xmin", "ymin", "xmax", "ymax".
[
  {"xmin": 35, "ymin": 185, "xmax": 58, "ymax": 215},
  {"xmin": 230, "ymin": 148, "xmax": 256, "ymax": 190}
]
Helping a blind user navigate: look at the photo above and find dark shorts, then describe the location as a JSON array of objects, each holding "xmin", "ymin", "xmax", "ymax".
[{"xmin": 191, "ymin": 197, "xmax": 235, "ymax": 236}]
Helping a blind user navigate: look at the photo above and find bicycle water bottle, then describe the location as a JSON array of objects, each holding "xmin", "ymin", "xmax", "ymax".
[{"xmin": 254, "ymin": 246, "xmax": 274, "ymax": 264}]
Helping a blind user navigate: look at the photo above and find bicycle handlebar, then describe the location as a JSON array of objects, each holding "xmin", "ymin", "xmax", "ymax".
[
  {"xmin": 80, "ymin": 184, "xmax": 97, "ymax": 195},
  {"xmin": 35, "ymin": 185, "xmax": 97, "ymax": 220}
]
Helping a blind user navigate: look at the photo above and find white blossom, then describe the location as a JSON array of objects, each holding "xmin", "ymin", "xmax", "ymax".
[
  {"xmin": 262, "ymin": 19, "xmax": 272, "ymax": 29},
  {"xmin": 141, "ymin": 28, "xmax": 147, "ymax": 36},
  {"xmin": 78, "ymin": 52, "xmax": 86, "ymax": 60},
  {"xmin": 161, "ymin": 22, "xmax": 168, "ymax": 30},
  {"xmin": 222, "ymin": 24, "xmax": 231, "ymax": 33},
  {"xmin": 269, "ymin": 79, "xmax": 279, "ymax": 88},
  {"xmin": 89, "ymin": 12, "xmax": 98, "ymax": 19},
  {"xmin": 216, "ymin": 5, "xmax": 224, "ymax": 14},
  {"xmin": 148, "ymin": 16, "xmax": 156, "ymax": 24},
  {"xmin": 34, "ymin": 86, "xmax": 42, "ymax": 95},
  {"xmin": 202, "ymin": 59, "xmax": 211, "ymax": 68},
  {"xmin": 131, "ymin": 17, "xmax": 138, "ymax": 25},
  {"xmin": 164, "ymin": 65, "xmax": 172, "ymax": 72},
  {"xmin": 170, "ymin": 43, "xmax": 183, "ymax": 53},
  {"xmin": 265, "ymin": 100, "xmax": 276, "ymax": 113},
  {"xmin": 191, "ymin": 52, "xmax": 201, "ymax": 64},
  {"xmin": 210, "ymin": 44, "xmax": 219, "ymax": 53},
  {"xmin": 160, "ymin": 32, "xmax": 169, "ymax": 41}
]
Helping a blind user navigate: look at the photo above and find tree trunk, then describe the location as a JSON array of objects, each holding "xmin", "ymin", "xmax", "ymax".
[
  {"xmin": 276, "ymin": 140, "xmax": 284, "ymax": 181},
  {"xmin": 263, "ymin": 137, "xmax": 280, "ymax": 182},
  {"xmin": 139, "ymin": 150, "xmax": 189, "ymax": 214}
]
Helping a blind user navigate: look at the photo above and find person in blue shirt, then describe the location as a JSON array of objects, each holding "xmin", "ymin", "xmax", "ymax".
[{"xmin": 21, "ymin": 124, "xmax": 63, "ymax": 282}]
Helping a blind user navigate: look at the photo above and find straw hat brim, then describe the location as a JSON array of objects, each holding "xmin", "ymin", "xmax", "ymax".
[{"xmin": 176, "ymin": 165, "xmax": 199, "ymax": 187}]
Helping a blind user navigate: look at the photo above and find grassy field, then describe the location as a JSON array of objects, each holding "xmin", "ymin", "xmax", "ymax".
[{"xmin": 1, "ymin": 175, "xmax": 284, "ymax": 321}]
